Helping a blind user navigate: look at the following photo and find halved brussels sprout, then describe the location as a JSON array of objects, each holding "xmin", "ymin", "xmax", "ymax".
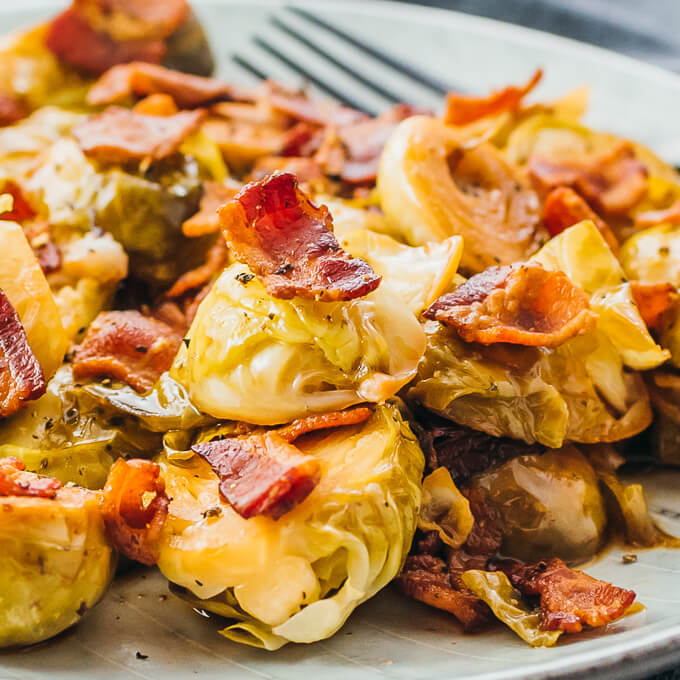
[
  {"xmin": 172, "ymin": 263, "xmax": 426, "ymax": 425},
  {"xmin": 468, "ymin": 447, "xmax": 607, "ymax": 562},
  {"xmin": 162, "ymin": 9, "xmax": 215, "ymax": 77},
  {"xmin": 157, "ymin": 403, "xmax": 424, "ymax": 649},
  {"xmin": 0, "ymin": 481, "xmax": 114, "ymax": 648}
]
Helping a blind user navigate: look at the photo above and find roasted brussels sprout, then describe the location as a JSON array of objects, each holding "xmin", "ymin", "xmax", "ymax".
[
  {"xmin": 468, "ymin": 447, "xmax": 607, "ymax": 562},
  {"xmin": 157, "ymin": 403, "xmax": 424, "ymax": 649},
  {"xmin": 162, "ymin": 9, "xmax": 215, "ymax": 77},
  {"xmin": 0, "ymin": 462, "xmax": 114, "ymax": 648}
]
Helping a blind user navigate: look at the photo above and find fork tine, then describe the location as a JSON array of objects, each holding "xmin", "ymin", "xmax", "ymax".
[
  {"xmin": 290, "ymin": 7, "xmax": 462, "ymax": 96},
  {"xmin": 231, "ymin": 54, "xmax": 269, "ymax": 81},
  {"xmin": 252, "ymin": 36, "xmax": 378, "ymax": 114},
  {"xmin": 270, "ymin": 16, "xmax": 404, "ymax": 106}
]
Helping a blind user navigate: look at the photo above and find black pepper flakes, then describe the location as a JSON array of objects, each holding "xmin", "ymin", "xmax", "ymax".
[
  {"xmin": 622, "ymin": 553, "xmax": 638, "ymax": 564},
  {"xmin": 135, "ymin": 345, "xmax": 148, "ymax": 353},
  {"xmin": 235, "ymin": 272, "xmax": 255, "ymax": 285},
  {"xmin": 136, "ymin": 652, "xmax": 148, "ymax": 660}
]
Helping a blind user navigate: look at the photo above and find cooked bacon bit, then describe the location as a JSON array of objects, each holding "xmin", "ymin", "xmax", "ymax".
[
  {"xmin": 0, "ymin": 182, "xmax": 36, "ymax": 223},
  {"xmin": 504, "ymin": 558, "xmax": 636, "ymax": 633},
  {"xmin": 101, "ymin": 458, "xmax": 169, "ymax": 566},
  {"xmin": 149, "ymin": 300, "xmax": 190, "ymax": 336},
  {"xmin": 542, "ymin": 186, "xmax": 619, "ymax": 254},
  {"xmin": 635, "ymin": 199, "xmax": 680, "ymax": 227},
  {"xmin": 133, "ymin": 93, "xmax": 179, "ymax": 116},
  {"xmin": 164, "ymin": 236, "xmax": 228, "ymax": 299},
  {"xmin": 277, "ymin": 407, "xmax": 372, "ymax": 443},
  {"xmin": 88, "ymin": 62, "xmax": 235, "ymax": 108},
  {"xmin": 192, "ymin": 431, "xmax": 321, "ymax": 520},
  {"xmin": 46, "ymin": 8, "xmax": 166, "ymax": 76},
  {"xmin": 444, "ymin": 69, "xmax": 542, "ymax": 126},
  {"xmin": 219, "ymin": 172, "xmax": 381, "ymax": 301},
  {"xmin": 424, "ymin": 262, "xmax": 596, "ymax": 348},
  {"xmin": 0, "ymin": 457, "xmax": 61, "ymax": 499},
  {"xmin": 268, "ymin": 91, "xmax": 368, "ymax": 127},
  {"xmin": 73, "ymin": 106, "xmax": 205, "ymax": 162},
  {"xmin": 0, "ymin": 289, "xmax": 46, "ymax": 418},
  {"xmin": 339, "ymin": 103, "xmax": 421, "ymax": 184},
  {"xmin": 396, "ymin": 555, "xmax": 493, "ymax": 632},
  {"xmin": 182, "ymin": 182, "xmax": 238, "ymax": 237},
  {"xmin": 72, "ymin": 310, "xmax": 181, "ymax": 393},
  {"xmin": 631, "ymin": 281, "xmax": 679, "ymax": 333},
  {"xmin": 0, "ymin": 92, "xmax": 27, "ymax": 127},
  {"xmin": 248, "ymin": 157, "xmax": 326, "ymax": 185},
  {"xmin": 529, "ymin": 144, "xmax": 648, "ymax": 215},
  {"xmin": 280, "ymin": 122, "xmax": 323, "ymax": 157}
]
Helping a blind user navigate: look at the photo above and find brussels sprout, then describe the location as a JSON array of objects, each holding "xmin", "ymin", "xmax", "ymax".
[
  {"xmin": 162, "ymin": 10, "xmax": 215, "ymax": 77},
  {"xmin": 0, "ymin": 366, "xmax": 162, "ymax": 488},
  {"xmin": 157, "ymin": 403, "xmax": 424, "ymax": 649},
  {"xmin": 468, "ymin": 447, "xmax": 607, "ymax": 562},
  {"xmin": 0, "ymin": 483, "xmax": 115, "ymax": 648},
  {"xmin": 620, "ymin": 224, "xmax": 680, "ymax": 288},
  {"xmin": 172, "ymin": 263, "xmax": 426, "ymax": 425}
]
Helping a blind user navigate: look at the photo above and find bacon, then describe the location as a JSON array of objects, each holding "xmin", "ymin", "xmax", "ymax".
[
  {"xmin": 73, "ymin": 106, "xmax": 205, "ymax": 162},
  {"xmin": 164, "ymin": 236, "xmax": 228, "ymax": 299},
  {"xmin": 280, "ymin": 122, "xmax": 323, "ymax": 157},
  {"xmin": 444, "ymin": 69, "xmax": 542, "ymax": 126},
  {"xmin": 0, "ymin": 92, "xmax": 27, "ymax": 127},
  {"xmin": 248, "ymin": 157, "xmax": 326, "ymax": 185},
  {"xmin": 87, "ymin": 62, "xmax": 235, "ymax": 108},
  {"xmin": 219, "ymin": 172, "xmax": 381, "ymax": 301},
  {"xmin": 182, "ymin": 182, "xmax": 237, "ymax": 237},
  {"xmin": 423, "ymin": 262, "xmax": 596, "ymax": 348},
  {"xmin": 0, "ymin": 289, "xmax": 46, "ymax": 418},
  {"xmin": 0, "ymin": 457, "xmax": 61, "ymax": 499},
  {"xmin": 133, "ymin": 93, "xmax": 179, "ymax": 116},
  {"xmin": 396, "ymin": 554, "xmax": 494, "ymax": 631},
  {"xmin": 277, "ymin": 406, "xmax": 372, "ymax": 443},
  {"xmin": 529, "ymin": 144, "xmax": 648, "ymax": 215},
  {"xmin": 101, "ymin": 458, "xmax": 169, "ymax": 566},
  {"xmin": 503, "ymin": 558, "xmax": 636, "ymax": 633},
  {"xmin": 267, "ymin": 91, "xmax": 368, "ymax": 127},
  {"xmin": 46, "ymin": 8, "xmax": 166, "ymax": 76},
  {"xmin": 72, "ymin": 310, "xmax": 181, "ymax": 393},
  {"xmin": 0, "ymin": 181, "xmax": 36, "ymax": 223},
  {"xmin": 635, "ymin": 199, "xmax": 680, "ymax": 227},
  {"xmin": 542, "ymin": 186, "xmax": 619, "ymax": 254},
  {"xmin": 192, "ymin": 431, "xmax": 321, "ymax": 520},
  {"xmin": 631, "ymin": 281, "xmax": 679, "ymax": 333}
]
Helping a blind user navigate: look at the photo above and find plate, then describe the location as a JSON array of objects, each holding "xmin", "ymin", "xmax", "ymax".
[{"xmin": 2, "ymin": 2, "xmax": 680, "ymax": 679}]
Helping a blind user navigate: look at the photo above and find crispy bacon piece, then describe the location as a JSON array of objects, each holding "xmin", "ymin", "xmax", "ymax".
[
  {"xmin": 444, "ymin": 69, "xmax": 542, "ymax": 126},
  {"xmin": 218, "ymin": 172, "xmax": 381, "ymax": 301},
  {"xmin": 542, "ymin": 186, "xmax": 619, "ymax": 254},
  {"xmin": 73, "ymin": 106, "xmax": 205, "ymax": 162},
  {"xmin": 267, "ymin": 91, "xmax": 368, "ymax": 127},
  {"xmin": 635, "ymin": 199, "xmax": 680, "ymax": 227},
  {"xmin": 248, "ymin": 157, "xmax": 327, "ymax": 185},
  {"xmin": 101, "ymin": 458, "xmax": 169, "ymax": 565},
  {"xmin": 182, "ymin": 182, "xmax": 238, "ymax": 237},
  {"xmin": 631, "ymin": 281, "xmax": 679, "ymax": 333},
  {"xmin": 192, "ymin": 432, "xmax": 321, "ymax": 520},
  {"xmin": 503, "ymin": 558, "xmax": 636, "ymax": 633},
  {"xmin": 0, "ymin": 92, "xmax": 27, "ymax": 127},
  {"xmin": 0, "ymin": 181, "xmax": 36, "ymax": 223},
  {"xmin": 424, "ymin": 262, "xmax": 596, "ymax": 347},
  {"xmin": 87, "ymin": 62, "xmax": 235, "ymax": 108},
  {"xmin": 396, "ymin": 554, "xmax": 494, "ymax": 631},
  {"xmin": 0, "ymin": 289, "xmax": 45, "ymax": 418},
  {"xmin": 164, "ymin": 237, "xmax": 228, "ymax": 299},
  {"xmin": 529, "ymin": 144, "xmax": 648, "ymax": 215},
  {"xmin": 46, "ymin": 8, "xmax": 166, "ymax": 76},
  {"xmin": 72, "ymin": 310, "xmax": 181, "ymax": 393},
  {"xmin": 277, "ymin": 406, "xmax": 372, "ymax": 443},
  {"xmin": 0, "ymin": 457, "xmax": 61, "ymax": 499}
]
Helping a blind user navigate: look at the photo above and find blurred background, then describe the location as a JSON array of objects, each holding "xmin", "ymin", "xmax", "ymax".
[{"xmin": 403, "ymin": 0, "xmax": 680, "ymax": 73}]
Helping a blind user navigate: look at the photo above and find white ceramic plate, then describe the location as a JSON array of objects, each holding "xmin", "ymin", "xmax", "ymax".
[{"xmin": 2, "ymin": 2, "xmax": 680, "ymax": 679}]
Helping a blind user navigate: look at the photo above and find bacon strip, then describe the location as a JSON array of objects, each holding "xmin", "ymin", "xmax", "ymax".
[
  {"xmin": 73, "ymin": 106, "xmax": 205, "ymax": 162},
  {"xmin": 164, "ymin": 237, "xmax": 228, "ymax": 299},
  {"xmin": 0, "ymin": 92, "xmax": 27, "ymax": 127},
  {"xmin": 182, "ymin": 182, "xmax": 238, "ymax": 237},
  {"xmin": 192, "ymin": 432, "xmax": 321, "ymax": 520},
  {"xmin": 72, "ymin": 310, "xmax": 181, "ymax": 393},
  {"xmin": 444, "ymin": 69, "xmax": 542, "ymax": 126},
  {"xmin": 218, "ymin": 172, "xmax": 381, "ymax": 301},
  {"xmin": 87, "ymin": 62, "xmax": 235, "ymax": 108},
  {"xmin": 101, "ymin": 459, "xmax": 169, "ymax": 566},
  {"xmin": 46, "ymin": 8, "xmax": 166, "ymax": 76},
  {"xmin": 635, "ymin": 199, "xmax": 680, "ymax": 227},
  {"xmin": 248, "ymin": 157, "xmax": 326, "ymax": 185},
  {"xmin": 277, "ymin": 406, "xmax": 372, "ymax": 443},
  {"xmin": 267, "ymin": 91, "xmax": 368, "ymax": 127},
  {"xmin": 542, "ymin": 186, "xmax": 619, "ymax": 254},
  {"xmin": 631, "ymin": 281, "xmax": 679, "ymax": 333},
  {"xmin": 530, "ymin": 144, "xmax": 648, "ymax": 215},
  {"xmin": 503, "ymin": 558, "xmax": 636, "ymax": 633},
  {"xmin": 0, "ymin": 289, "xmax": 46, "ymax": 418},
  {"xmin": 0, "ymin": 457, "xmax": 61, "ymax": 499},
  {"xmin": 423, "ymin": 262, "xmax": 596, "ymax": 347}
]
